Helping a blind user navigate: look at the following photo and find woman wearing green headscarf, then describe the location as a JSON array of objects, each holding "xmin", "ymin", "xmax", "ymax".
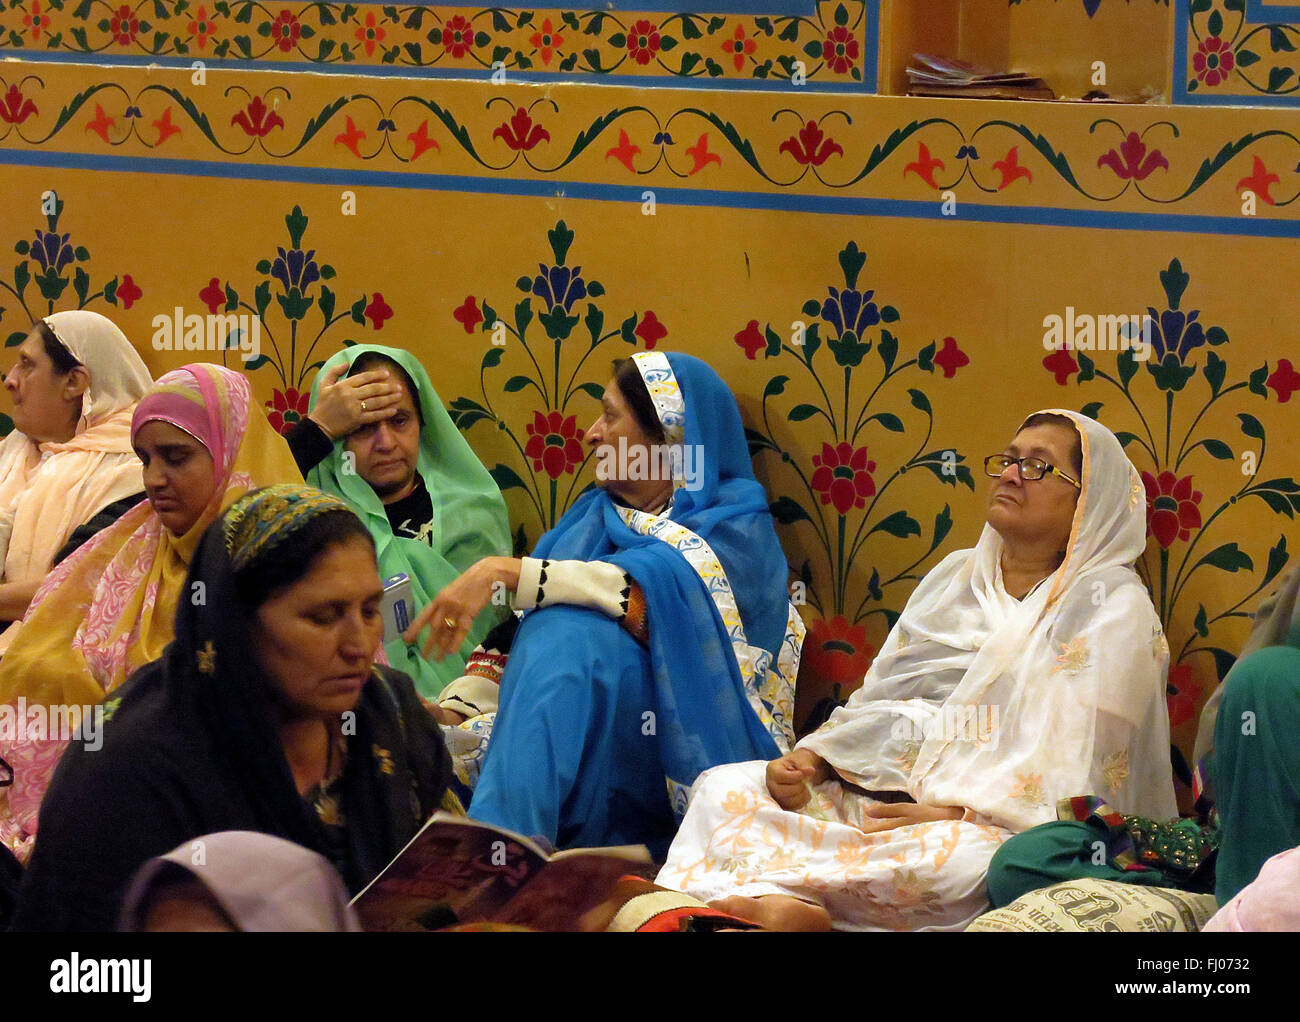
[{"xmin": 288, "ymin": 345, "xmax": 511, "ymax": 698}]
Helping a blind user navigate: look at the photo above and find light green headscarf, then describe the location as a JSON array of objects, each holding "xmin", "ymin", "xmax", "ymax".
[{"xmin": 307, "ymin": 344, "xmax": 511, "ymax": 698}]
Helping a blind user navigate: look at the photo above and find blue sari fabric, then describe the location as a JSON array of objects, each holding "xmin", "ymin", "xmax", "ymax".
[{"xmin": 468, "ymin": 353, "xmax": 791, "ymax": 853}]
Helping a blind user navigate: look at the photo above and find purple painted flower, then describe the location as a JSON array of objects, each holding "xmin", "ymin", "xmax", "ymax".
[
  {"xmin": 271, "ymin": 247, "xmax": 320, "ymax": 292},
  {"xmin": 31, "ymin": 230, "xmax": 74, "ymax": 274},
  {"xmin": 532, "ymin": 263, "xmax": 587, "ymax": 312},
  {"xmin": 821, "ymin": 287, "xmax": 880, "ymax": 340},
  {"xmin": 1146, "ymin": 306, "xmax": 1205, "ymax": 365}
]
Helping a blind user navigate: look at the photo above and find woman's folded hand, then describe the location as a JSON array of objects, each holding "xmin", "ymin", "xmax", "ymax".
[
  {"xmin": 856, "ymin": 802, "xmax": 964, "ymax": 834},
  {"xmin": 765, "ymin": 748, "xmax": 830, "ymax": 810}
]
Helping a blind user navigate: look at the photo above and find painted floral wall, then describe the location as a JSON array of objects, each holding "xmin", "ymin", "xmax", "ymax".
[{"xmin": 1, "ymin": 0, "xmax": 1297, "ymax": 810}]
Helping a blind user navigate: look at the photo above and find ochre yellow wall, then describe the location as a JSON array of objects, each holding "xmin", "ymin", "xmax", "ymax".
[{"xmin": 2, "ymin": 1, "xmax": 1298, "ymax": 810}]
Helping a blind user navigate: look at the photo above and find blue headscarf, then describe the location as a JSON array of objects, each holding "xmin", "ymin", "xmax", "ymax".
[{"xmin": 531, "ymin": 352, "xmax": 793, "ymax": 805}]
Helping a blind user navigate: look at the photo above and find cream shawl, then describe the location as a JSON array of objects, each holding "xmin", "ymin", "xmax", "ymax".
[
  {"xmin": 0, "ymin": 311, "xmax": 151, "ymax": 604},
  {"xmin": 800, "ymin": 409, "xmax": 1178, "ymax": 833}
]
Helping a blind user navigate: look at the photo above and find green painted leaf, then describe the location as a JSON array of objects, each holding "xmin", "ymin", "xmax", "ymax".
[
  {"xmin": 878, "ymin": 328, "xmax": 897, "ymax": 374},
  {"xmin": 5, "ymin": 331, "xmax": 27, "ymax": 347},
  {"xmin": 869, "ymin": 510, "xmax": 921, "ymax": 540},
  {"xmin": 769, "ymin": 496, "xmax": 810, "ymax": 525},
  {"xmin": 1208, "ymin": 9, "xmax": 1223, "ymax": 37},
  {"xmin": 1264, "ymin": 535, "xmax": 1289, "ymax": 587},
  {"xmin": 1238, "ymin": 412, "xmax": 1265, "ymax": 440},
  {"xmin": 1204, "ymin": 349, "xmax": 1226, "ymax": 394},
  {"xmin": 1198, "ymin": 542, "xmax": 1253, "ymax": 573},
  {"xmin": 1236, "ymin": 49, "xmax": 1261, "ymax": 67},
  {"xmin": 787, "ymin": 403, "xmax": 822, "ymax": 423},
  {"xmin": 1080, "ymin": 401, "xmax": 1104, "ymax": 420},
  {"xmin": 908, "ymin": 388, "xmax": 931, "ymax": 415},
  {"xmin": 1194, "ymin": 605, "xmax": 1209, "ymax": 637},
  {"xmin": 765, "ymin": 325, "xmax": 782, "ymax": 358},
  {"xmin": 1269, "ymin": 26, "xmax": 1296, "ymax": 53},
  {"xmin": 874, "ymin": 412, "xmax": 904, "ymax": 432},
  {"xmin": 1201, "ymin": 438, "xmax": 1233, "ymax": 460},
  {"xmin": 764, "ymin": 374, "xmax": 789, "ymax": 398},
  {"xmin": 481, "ymin": 347, "xmax": 504, "ymax": 370},
  {"xmin": 1268, "ymin": 66, "xmax": 1294, "ymax": 92},
  {"xmin": 503, "ymin": 375, "xmax": 533, "ymax": 393},
  {"xmin": 489, "ymin": 463, "xmax": 527, "ymax": 492}
]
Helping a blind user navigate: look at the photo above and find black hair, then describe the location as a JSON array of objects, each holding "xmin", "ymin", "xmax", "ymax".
[
  {"xmin": 234, "ymin": 508, "xmax": 376, "ymax": 610},
  {"xmin": 1021, "ymin": 412, "xmax": 1083, "ymax": 477},
  {"xmin": 35, "ymin": 320, "xmax": 82, "ymax": 375},
  {"xmin": 348, "ymin": 351, "xmax": 424, "ymax": 426},
  {"xmin": 611, "ymin": 358, "xmax": 666, "ymax": 443}
]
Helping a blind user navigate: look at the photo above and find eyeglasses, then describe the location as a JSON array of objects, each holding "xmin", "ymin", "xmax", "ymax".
[{"xmin": 984, "ymin": 454, "xmax": 1081, "ymax": 489}]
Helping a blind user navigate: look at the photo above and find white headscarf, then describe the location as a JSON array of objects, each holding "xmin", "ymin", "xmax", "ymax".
[
  {"xmin": 800, "ymin": 409, "xmax": 1177, "ymax": 832},
  {"xmin": 119, "ymin": 831, "xmax": 362, "ymax": 932},
  {"xmin": 0, "ymin": 310, "xmax": 151, "ymax": 598}
]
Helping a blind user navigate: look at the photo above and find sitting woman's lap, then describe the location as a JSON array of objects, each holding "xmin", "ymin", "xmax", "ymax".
[
  {"xmin": 468, "ymin": 605, "xmax": 676, "ymax": 853},
  {"xmin": 657, "ymin": 760, "xmax": 1011, "ymax": 931}
]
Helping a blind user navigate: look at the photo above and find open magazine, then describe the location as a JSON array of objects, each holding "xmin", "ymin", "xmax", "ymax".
[{"xmin": 350, "ymin": 812, "xmax": 656, "ymax": 931}]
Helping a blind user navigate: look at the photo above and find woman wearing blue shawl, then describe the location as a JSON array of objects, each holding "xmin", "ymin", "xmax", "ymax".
[{"xmin": 408, "ymin": 351, "xmax": 802, "ymax": 855}]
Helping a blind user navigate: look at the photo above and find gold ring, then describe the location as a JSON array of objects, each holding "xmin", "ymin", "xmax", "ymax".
[
  {"xmin": 443, "ymin": 617, "xmax": 458, "ymax": 630},
  {"xmin": 360, "ymin": 400, "xmax": 367, "ymax": 411}
]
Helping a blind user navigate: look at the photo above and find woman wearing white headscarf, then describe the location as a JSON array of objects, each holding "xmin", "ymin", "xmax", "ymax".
[
  {"xmin": 655, "ymin": 410, "xmax": 1177, "ymax": 931},
  {"xmin": 0, "ymin": 310, "xmax": 151, "ymax": 645},
  {"xmin": 119, "ymin": 831, "xmax": 362, "ymax": 932}
]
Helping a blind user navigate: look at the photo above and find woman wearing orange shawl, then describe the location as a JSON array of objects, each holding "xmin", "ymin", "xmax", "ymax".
[
  {"xmin": 0, "ymin": 311, "xmax": 153, "ymax": 645},
  {"xmin": 0, "ymin": 363, "xmax": 302, "ymax": 861}
]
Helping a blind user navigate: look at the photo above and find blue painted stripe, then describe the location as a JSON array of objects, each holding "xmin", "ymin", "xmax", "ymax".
[
  {"xmin": 1247, "ymin": 1, "xmax": 1300, "ymax": 22},
  {"xmin": 0, "ymin": 145, "xmax": 1295, "ymax": 236}
]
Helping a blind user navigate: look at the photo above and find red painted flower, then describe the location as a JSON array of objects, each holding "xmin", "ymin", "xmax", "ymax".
[
  {"xmin": 265, "ymin": 388, "xmax": 310, "ymax": 435},
  {"xmin": 363, "ymin": 292, "xmax": 392, "ymax": 329},
  {"xmin": 231, "ymin": 96, "xmax": 284, "ymax": 137},
  {"xmin": 114, "ymin": 273, "xmax": 142, "ymax": 309},
  {"xmin": 1142, "ymin": 470, "xmax": 1202, "ymax": 548},
  {"xmin": 1043, "ymin": 346, "xmax": 1079, "ymax": 385},
  {"xmin": 804, "ymin": 615, "xmax": 876, "ymax": 687},
  {"xmin": 0, "ymin": 83, "xmax": 37, "ymax": 125},
  {"xmin": 23, "ymin": 0, "xmax": 49, "ymax": 40},
  {"xmin": 811, "ymin": 442, "xmax": 876, "ymax": 515},
  {"xmin": 199, "ymin": 277, "xmax": 225, "ymax": 314},
  {"xmin": 1166, "ymin": 661, "xmax": 1203, "ymax": 728},
  {"xmin": 453, "ymin": 296, "xmax": 483, "ymax": 333},
  {"xmin": 932, "ymin": 336, "xmax": 969, "ymax": 378},
  {"xmin": 1098, "ymin": 132, "xmax": 1169, "ymax": 181},
  {"xmin": 626, "ymin": 19, "xmax": 661, "ymax": 66},
  {"xmin": 525, "ymin": 410, "xmax": 584, "ymax": 479},
  {"xmin": 492, "ymin": 106, "xmax": 550, "ymax": 152},
  {"xmin": 529, "ymin": 17, "xmax": 564, "ymax": 66},
  {"xmin": 1193, "ymin": 35, "xmax": 1235, "ymax": 87},
  {"xmin": 270, "ymin": 10, "xmax": 301, "ymax": 52},
  {"xmin": 722, "ymin": 24, "xmax": 757, "ymax": 72},
  {"xmin": 778, "ymin": 120, "xmax": 844, "ymax": 167},
  {"xmin": 1236, "ymin": 155, "xmax": 1280, "ymax": 206},
  {"xmin": 109, "ymin": 4, "xmax": 140, "ymax": 45},
  {"xmin": 735, "ymin": 319, "xmax": 764, "ymax": 360},
  {"xmin": 188, "ymin": 6, "xmax": 217, "ymax": 49},
  {"xmin": 821, "ymin": 25, "xmax": 859, "ymax": 75},
  {"xmin": 441, "ymin": 14, "xmax": 476, "ymax": 58},
  {"xmin": 355, "ymin": 12, "xmax": 386, "ymax": 58},
  {"xmin": 634, "ymin": 310, "xmax": 666, "ymax": 349},
  {"xmin": 1268, "ymin": 358, "xmax": 1300, "ymax": 402}
]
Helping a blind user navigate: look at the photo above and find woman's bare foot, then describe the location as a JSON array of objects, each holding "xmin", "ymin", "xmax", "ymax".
[{"xmin": 708, "ymin": 894, "xmax": 833, "ymax": 931}]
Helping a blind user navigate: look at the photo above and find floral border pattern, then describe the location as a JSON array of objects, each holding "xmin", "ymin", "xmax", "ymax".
[
  {"xmin": 0, "ymin": 0, "xmax": 872, "ymax": 85},
  {"xmin": 6, "ymin": 71, "xmax": 1300, "ymax": 217}
]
